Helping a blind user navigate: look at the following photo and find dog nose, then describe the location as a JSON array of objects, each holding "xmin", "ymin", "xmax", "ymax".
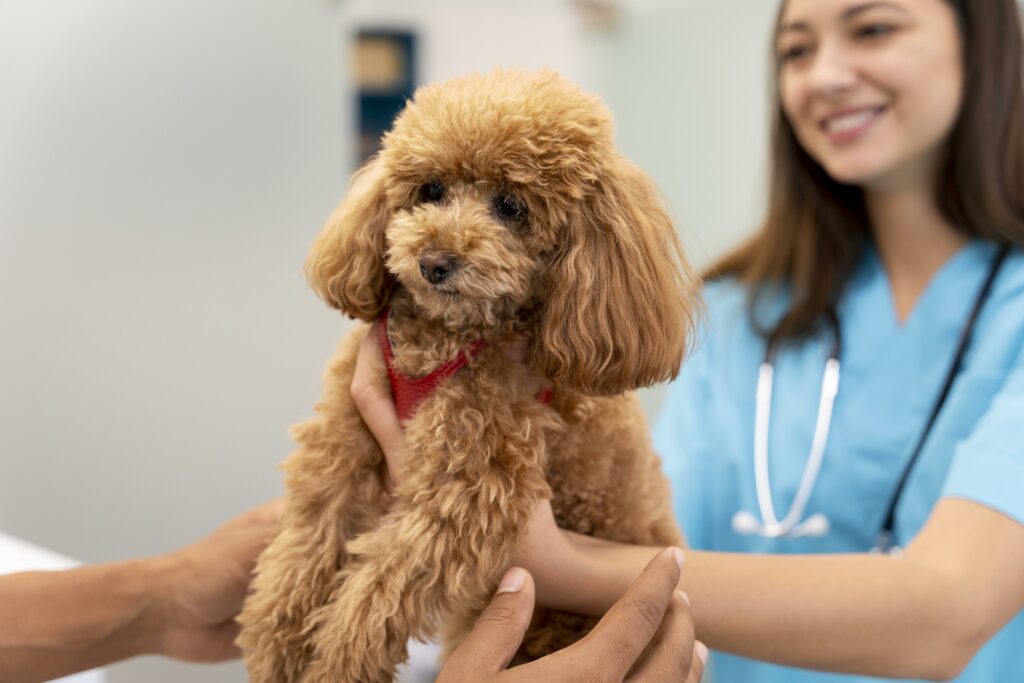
[{"xmin": 419, "ymin": 250, "xmax": 456, "ymax": 284}]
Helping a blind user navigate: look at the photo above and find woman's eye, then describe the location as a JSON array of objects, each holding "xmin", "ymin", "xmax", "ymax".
[
  {"xmin": 496, "ymin": 193, "xmax": 527, "ymax": 221},
  {"xmin": 856, "ymin": 24, "xmax": 893, "ymax": 39},
  {"xmin": 419, "ymin": 181, "xmax": 445, "ymax": 204},
  {"xmin": 779, "ymin": 44, "xmax": 811, "ymax": 64}
]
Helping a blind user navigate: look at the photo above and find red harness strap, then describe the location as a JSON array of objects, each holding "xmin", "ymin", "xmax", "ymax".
[
  {"xmin": 378, "ymin": 312, "xmax": 484, "ymax": 421},
  {"xmin": 377, "ymin": 311, "xmax": 552, "ymax": 421}
]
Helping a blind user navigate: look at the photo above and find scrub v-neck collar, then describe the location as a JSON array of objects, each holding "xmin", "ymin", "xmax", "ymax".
[{"xmin": 839, "ymin": 238, "xmax": 999, "ymax": 386}]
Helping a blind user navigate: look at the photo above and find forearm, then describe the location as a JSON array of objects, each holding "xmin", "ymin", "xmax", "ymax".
[
  {"xmin": 545, "ymin": 534, "xmax": 966, "ymax": 680},
  {"xmin": 0, "ymin": 559, "xmax": 168, "ymax": 683},
  {"xmin": 680, "ymin": 551, "xmax": 966, "ymax": 679}
]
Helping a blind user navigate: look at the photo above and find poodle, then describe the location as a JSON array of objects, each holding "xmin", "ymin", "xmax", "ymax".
[{"xmin": 237, "ymin": 68, "xmax": 698, "ymax": 683}]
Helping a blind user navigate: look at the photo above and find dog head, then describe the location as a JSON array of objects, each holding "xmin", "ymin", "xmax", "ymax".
[{"xmin": 306, "ymin": 69, "xmax": 697, "ymax": 395}]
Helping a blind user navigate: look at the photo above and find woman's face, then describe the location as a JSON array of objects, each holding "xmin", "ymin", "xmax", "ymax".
[{"xmin": 777, "ymin": 0, "xmax": 964, "ymax": 191}]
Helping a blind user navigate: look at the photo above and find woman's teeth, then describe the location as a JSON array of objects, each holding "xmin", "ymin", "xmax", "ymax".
[{"xmin": 824, "ymin": 108, "xmax": 882, "ymax": 133}]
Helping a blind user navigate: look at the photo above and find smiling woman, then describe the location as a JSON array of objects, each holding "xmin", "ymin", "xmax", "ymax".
[
  {"xmin": 457, "ymin": 1, "xmax": 1024, "ymax": 682},
  {"xmin": 650, "ymin": 1, "xmax": 1024, "ymax": 679},
  {"xmin": 776, "ymin": 0, "xmax": 964, "ymax": 192},
  {"xmin": 713, "ymin": 0, "xmax": 1024, "ymax": 336}
]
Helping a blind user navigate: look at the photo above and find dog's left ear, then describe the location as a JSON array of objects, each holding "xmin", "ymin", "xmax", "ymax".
[
  {"xmin": 536, "ymin": 158, "xmax": 698, "ymax": 395},
  {"xmin": 305, "ymin": 156, "xmax": 392, "ymax": 320}
]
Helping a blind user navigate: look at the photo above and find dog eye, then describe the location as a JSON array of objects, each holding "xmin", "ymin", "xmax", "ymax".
[
  {"xmin": 495, "ymin": 193, "xmax": 527, "ymax": 222},
  {"xmin": 419, "ymin": 181, "xmax": 445, "ymax": 204}
]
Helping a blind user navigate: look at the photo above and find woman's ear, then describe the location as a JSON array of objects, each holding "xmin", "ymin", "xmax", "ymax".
[
  {"xmin": 305, "ymin": 156, "xmax": 393, "ymax": 320},
  {"xmin": 535, "ymin": 158, "xmax": 699, "ymax": 395}
]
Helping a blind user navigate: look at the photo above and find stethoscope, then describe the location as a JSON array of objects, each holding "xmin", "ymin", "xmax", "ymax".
[{"xmin": 732, "ymin": 245, "xmax": 1010, "ymax": 552}]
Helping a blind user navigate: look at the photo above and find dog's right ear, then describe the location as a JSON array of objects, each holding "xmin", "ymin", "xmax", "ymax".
[{"xmin": 305, "ymin": 156, "xmax": 392, "ymax": 320}]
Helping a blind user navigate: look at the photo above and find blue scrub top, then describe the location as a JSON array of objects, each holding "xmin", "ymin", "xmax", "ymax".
[{"xmin": 654, "ymin": 239, "xmax": 1024, "ymax": 683}]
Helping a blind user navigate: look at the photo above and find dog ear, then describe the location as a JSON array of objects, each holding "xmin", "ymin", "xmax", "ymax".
[
  {"xmin": 535, "ymin": 158, "xmax": 698, "ymax": 395},
  {"xmin": 305, "ymin": 156, "xmax": 393, "ymax": 320}
]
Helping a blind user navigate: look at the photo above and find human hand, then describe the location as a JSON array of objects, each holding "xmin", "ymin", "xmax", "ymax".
[
  {"xmin": 438, "ymin": 547, "xmax": 706, "ymax": 682},
  {"xmin": 148, "ymin": 498, "xmax": 285, "ymax": 662},
  {"xmin": 350, "ymin": 322, "xmax": 574, "ymax": 589},
  {"xmin": 350, "ymin": 322, "xmax": 406, "ymax": 493},
  {"xmin": 350, "ymin": 322, "xmax": 547, "ymax": 493}
]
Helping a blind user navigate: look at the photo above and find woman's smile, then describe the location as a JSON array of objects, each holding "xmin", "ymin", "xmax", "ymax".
[{"xmin": 819, "ymin": 104, "xmax": 888, "ymax": 144}]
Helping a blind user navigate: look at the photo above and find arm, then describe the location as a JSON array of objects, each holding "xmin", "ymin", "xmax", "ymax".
[
  {"xmin": 522, "ymin": 497, "xmax": 1024, "ymax": 681},
  {"xmin": 0, "ymin": 560, "xmax": 165, "ymax": 682},
  {"xmin": 0, "ymin": 499, "xmax": 283, "ymax": 683},
  {"xmin": 555, "ymin": 346, "xmax": 1024, "ymax": 680}
]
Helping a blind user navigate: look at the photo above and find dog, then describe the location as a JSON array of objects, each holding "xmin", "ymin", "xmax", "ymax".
[{"xmin": 237, "ymin": 69, "xmax": 697, "ymax": 683}]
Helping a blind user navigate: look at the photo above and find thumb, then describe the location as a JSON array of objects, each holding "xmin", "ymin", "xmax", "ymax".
[
  {"xmin": 442, "ymin": 568, "xmax": 535, "ymax": 678},
  {"xmin": 351, "ymin": 322, "xmax": 406, "ymax": 484}
]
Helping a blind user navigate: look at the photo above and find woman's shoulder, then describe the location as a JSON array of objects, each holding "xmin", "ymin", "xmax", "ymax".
[
  {"xmin": 694, "ymin": 277, "xmax": 747, "ymax": 351},
  {"xmin": 683, "ymin": 276, "xmax": 777, "ymax": 374},
  {"xmin": 995, "ymin": 244, "xmax": 1024, "ymax": 298},
  {"xmin": 698, "ymin": 275, "xmax": 789, "ymax": 340},
  {"xmin": 701, "ymin": 276, "xmax": 747, "ymax": 312},
  {"xmin": 972, "ymin": 242, "xmax": 1024, "ymax": 347},
  {"xmin": 975, "ymin": 243, "xmax": 1024, "ymax": 370}
]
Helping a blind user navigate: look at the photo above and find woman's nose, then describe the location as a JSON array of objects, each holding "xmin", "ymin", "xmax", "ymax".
[{"xmin": 806, "ymin": 42, "xmax": 858, "ymax": 98}]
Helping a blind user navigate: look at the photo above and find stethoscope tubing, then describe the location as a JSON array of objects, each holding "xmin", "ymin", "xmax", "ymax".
[{"xmin": 734, "ymin": 322, "xmax": 841, "ymax": 540}]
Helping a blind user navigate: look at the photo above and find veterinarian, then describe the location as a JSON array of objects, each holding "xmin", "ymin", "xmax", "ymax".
[
  {"xmin": 0, "ymin": 500, "xmax": 703, "ymax": 682},
  {"xmin": 354, "ymin": 0, "xmax": 1024, "ymax": 681}
]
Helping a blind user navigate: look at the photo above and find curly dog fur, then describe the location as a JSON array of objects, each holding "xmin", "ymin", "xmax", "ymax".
[{"xmin": 237, "ymin": 69, "xmax": 698, "ymax": 682}]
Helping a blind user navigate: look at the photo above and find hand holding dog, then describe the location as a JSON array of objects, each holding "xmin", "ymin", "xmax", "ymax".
[
  {"xmin": 439, "ymin": 551, "xmax": 706, "ymax": 683},
  {"xmin": 0, "ymin": 499, "xmax": 284, "ymax": 683},
  {"xmin": 153, "ymin": 497, "xmax": 286, "ymax": 662},
  {"xmin": 351, "ymin": 326, "xmax": 705, "ymax": 681},
  {"xmin": 350, "ymin": 323, "xmax": 549, "ymax": 495}
]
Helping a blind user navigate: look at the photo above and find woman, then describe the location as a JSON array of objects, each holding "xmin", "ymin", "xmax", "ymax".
[
  {"xmin": 355, "ymin": 0, "xmax": 1024, "ymax": 680},
  {"xmin": 648, "ymin": 1, "xmax": 1024, "ymax": 679}
]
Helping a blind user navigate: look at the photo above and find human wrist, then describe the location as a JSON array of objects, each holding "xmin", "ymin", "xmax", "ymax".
[
  {"xmin": 100, "ymin": 557, "xmax": 168, "ymax": 659},
  {"xmin": 124, "ymin": 554, "xmax": 183, "ymax": 658},
  {"xmin": 518, "ymin": 527, "xmax": 598, "ymax": 612},
  {"xmin": 562, "ymin": 534, "xmax": 672, "ymax": 616}
]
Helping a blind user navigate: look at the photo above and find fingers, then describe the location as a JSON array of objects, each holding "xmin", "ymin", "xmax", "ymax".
[
  {"xmin": 350, "ymin": 323, "xmax": 405, "ymax": 483},
  {"xmin": 247, "ymin": 497, "xmax": 286, "ymax": 527},
  {"xmin": 438, "ymin": 568, "xmax": 535, "ymax": 681},
  {"xmin": 625, "ymin": 591, "xmax": 695, "ymax": 682},
  {"xmin": 207, "ymin": 497, "xmax": 285, "ymax": 541},
  {"xmin": 579, "ymin": 547, "xmax": 684, "ymax": 680},
  {"xmin": 687, "ymin": 642, "xmax": 708, "ymax": 682}
]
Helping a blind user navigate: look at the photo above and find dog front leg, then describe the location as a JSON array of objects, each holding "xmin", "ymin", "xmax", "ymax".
[
  {"xmin": 299, "ymin": 402, "xmax": 553, "ymax": 683},
  {"xmin": 238, "ymin": 387, "xmax": 388, "ymax": 681}
]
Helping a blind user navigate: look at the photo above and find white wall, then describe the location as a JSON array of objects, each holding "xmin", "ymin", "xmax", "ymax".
[
  {"xmin": 0, "ymin": 1, "xmax": 778, "ymax": 681},
  {"xmin": 339, "ymin": 0, "xmax": 600, "ymax": 92},
  {"xmin": 604, "ymin": 0, "xmax": 779, "ymax": 413},
  {"xmin": 606, "ymin": 0, "xmax": 778, "ymax": 270},
  {"xmin": 1, "ymin": 1, "xmax": 348, "ymax": 681}
]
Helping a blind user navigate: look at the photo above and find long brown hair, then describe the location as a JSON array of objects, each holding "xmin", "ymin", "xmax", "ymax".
[{"xmin": 708, "ymin": 0, "xmax": 1024, "ymax": 346}]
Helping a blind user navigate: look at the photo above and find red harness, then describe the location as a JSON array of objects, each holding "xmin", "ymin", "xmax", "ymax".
[{"xmin": 377, "ymin": 311, "xmax": 553, "ymax": 421}]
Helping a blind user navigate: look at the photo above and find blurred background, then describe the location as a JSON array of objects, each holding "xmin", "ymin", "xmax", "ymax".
[{"xmin": 0, "ymin": 0, "xmax": 777, "ymax": 680}]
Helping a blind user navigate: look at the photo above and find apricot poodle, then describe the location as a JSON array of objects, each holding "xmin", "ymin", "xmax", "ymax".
[{"xmin": 237, "ymin": 69, "xmax": 697, "ymax": 683}]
